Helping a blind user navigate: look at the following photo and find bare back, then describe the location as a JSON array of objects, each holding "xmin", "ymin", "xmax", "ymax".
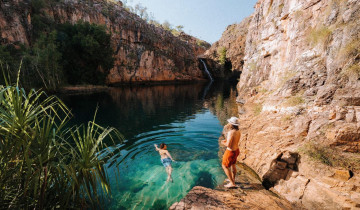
[
  {"xmin": 158, "ymin": 149, "xmax": 170, "ymax": 159},
  {"xmin": 226, "ymin": 129, "xmax": 241, "ymax": 150}
]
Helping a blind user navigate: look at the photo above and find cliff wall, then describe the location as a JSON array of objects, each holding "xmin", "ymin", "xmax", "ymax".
[
  {"xmin": 209, "ymin": 0, "xmax": 360, "ymax": 209},
  {"xmin": 0, "ymin": 0, "xmax": 208, "ymax": 85},
  {"xmin": 205, "ymin": 17, "xmax": 251, "ymax": 72}
]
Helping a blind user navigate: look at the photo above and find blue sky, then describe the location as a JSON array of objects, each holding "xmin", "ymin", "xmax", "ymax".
[{"xmin": 123, "ymin": 0, "xmax": 258, "ymax": 43}]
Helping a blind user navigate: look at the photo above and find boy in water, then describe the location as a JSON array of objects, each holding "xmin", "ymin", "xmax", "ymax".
[{"xmin": 154, "ymin": 143, "xmax": 175, "ymax": 182}]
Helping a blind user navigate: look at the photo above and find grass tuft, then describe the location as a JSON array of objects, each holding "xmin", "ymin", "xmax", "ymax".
[
  {"xmin": 248, "ymin": 61, "xmax": 257, "ymax": 72},
  {"xmin": 253, "ymin": 103, "xmax": 263, "ymax": 116},
  {"xmin": 307, "ymin": 26, "xmax": 333, "ymax": 47},
  {"xmin": 342, "ymin": 64, "xmax": 360, "ymax": 79},
  {"xmin": 299, "ymin": 142, "xmax": 360, "ymax": 171},
  {"xmin": 285, "ymin": 95, "xmax": 305, "ymax": 107}
]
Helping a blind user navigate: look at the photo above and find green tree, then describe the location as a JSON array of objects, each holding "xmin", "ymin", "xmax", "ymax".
[
  {"xmin": 57, "ymin": 21, "xmax": 114, "ymax": 85},
  {"xmin": 162, "ymin": 20, "xmax": 172, "ymax": 31},
  {"xmin": 26, "ymin": 31, "xmax": 63, "ymax": 90},
  {"xmin": 176, "ymin": 25, "xmax": 184, "ymax": 32}
]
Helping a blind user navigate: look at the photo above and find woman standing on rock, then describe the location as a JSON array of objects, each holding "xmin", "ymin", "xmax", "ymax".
[{"xmin": 221, "ymin": 117, "xmax": 241, "ymax": 188}]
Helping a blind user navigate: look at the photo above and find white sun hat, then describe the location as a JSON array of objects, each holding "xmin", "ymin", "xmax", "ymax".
[{"xmin": 227, "ymin": 117, "xmax": 239, "ymax": 126}]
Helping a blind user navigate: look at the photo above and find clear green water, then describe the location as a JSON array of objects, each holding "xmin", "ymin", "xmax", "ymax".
[{"xmin": 60, "ymin": 82, "xmax": 237, "ymax": 209}]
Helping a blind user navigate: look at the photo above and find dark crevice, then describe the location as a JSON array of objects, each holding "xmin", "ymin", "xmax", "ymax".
[{"xmin": 262, "ymin": 151, "xmax": 300, "ymax": 190}]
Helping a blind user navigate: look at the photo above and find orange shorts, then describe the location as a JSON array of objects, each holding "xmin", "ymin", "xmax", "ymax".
[{"xmin": 222, "ymin": 149, "xmax": 240, "ymax": 168}]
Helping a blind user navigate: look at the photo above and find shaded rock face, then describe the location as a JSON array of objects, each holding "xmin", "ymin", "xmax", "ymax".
[
  {"xmin": 0, "ymin": 0, "xmax": 208, "ymax": 85},
  {"xmin": 227, "ymin": 0, "xmax": 360, "ymax": 209},
  {"xmin": 205, "ymin": 17, "xmax": 251, "ymax": 73}
]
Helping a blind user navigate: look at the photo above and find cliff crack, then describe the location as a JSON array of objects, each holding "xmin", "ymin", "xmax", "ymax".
[
  {"xmin": 303, "ymin": 0, "xmax": 322, "ymax": 10},
  {"xmin": 299, "ymin": 178, "xmax": 310, "ymax": 201}
]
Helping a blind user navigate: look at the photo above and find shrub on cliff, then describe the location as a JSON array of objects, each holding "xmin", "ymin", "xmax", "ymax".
[
  {"xmin": 218, "ymin": 47, "xmax": 227, "ymax": 65},
  {"xmin": 57, "ymin": 21, "xmax": 114, "ymax": 85},
  {"xmin": 0, "ymin": 79, "xmax": 123, "ymax": 208}
]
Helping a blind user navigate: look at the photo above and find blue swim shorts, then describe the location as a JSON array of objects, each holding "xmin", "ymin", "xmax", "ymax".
[{"xmin": 161, "ymin": 158, "xmax": 172, "ymax": 167}]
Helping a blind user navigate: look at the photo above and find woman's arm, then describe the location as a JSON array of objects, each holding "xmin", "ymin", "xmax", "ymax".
[
  {"xmin": 154, "ymin": 144, "xmax": 159, "ymax": 151},
  {"xmin": 222, "ymin": 131, "xmax": 233, "ymax": 147},
  {"xmin": 166, "ymin": 150, "xmax": 175, "ymax": 161}
]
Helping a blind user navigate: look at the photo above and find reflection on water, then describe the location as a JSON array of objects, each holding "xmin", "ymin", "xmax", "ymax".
[{"xmin": 60, "ymin": 81, "xmax": 237, "ymax": 209}]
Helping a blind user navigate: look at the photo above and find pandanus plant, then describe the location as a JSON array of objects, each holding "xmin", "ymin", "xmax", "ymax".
[{"xmin": 0, "ymin": 69, "xmax": 123, "ymax": 208}]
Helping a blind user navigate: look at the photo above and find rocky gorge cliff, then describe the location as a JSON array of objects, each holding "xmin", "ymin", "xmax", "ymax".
[
  {"xmin": 201, "ymin": 0, "xmax": 360, "ymax": 209},
  {"xmin": 0, "ymin": 0, "xmax": 209, "ymax": 85}
]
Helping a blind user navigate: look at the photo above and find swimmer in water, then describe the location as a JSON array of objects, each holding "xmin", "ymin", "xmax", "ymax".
[{"xmin": 154, "ymin": 143, "xmax": 175, "ymax": 182}]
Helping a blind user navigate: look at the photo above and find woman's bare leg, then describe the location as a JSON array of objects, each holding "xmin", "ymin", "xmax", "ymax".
[
  {"xmin": 231, "ymin": 164, "xmax": 237, "ymax": 183},
  {"xmin": 222, "ymin": 164, "xmax": 235, "ymax": 187},
  {"xmin": 166, "ymin": 167, "xmax": 170, "ymax": 182},
  {"xmin": 168, "ymin": 166, "xmax": 173, "ymax": 182}
]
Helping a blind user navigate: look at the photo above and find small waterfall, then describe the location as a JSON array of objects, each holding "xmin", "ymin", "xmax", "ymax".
[{"xmin": 200, "ymin": 59, "xmax": 214, "ymax": 81}]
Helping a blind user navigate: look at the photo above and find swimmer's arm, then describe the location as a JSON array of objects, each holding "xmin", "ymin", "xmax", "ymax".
[
  {"xmin": 166, "ymin": 151, "xmax": 175, "ymax": 161},
  {"xmin": 154, "ymin": 144, "xmax": 160, "ymax": 151}
]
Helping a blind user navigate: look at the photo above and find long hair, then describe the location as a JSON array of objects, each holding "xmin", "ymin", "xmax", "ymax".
[{"xmin": 231, "ymin": 124, "xmax": 239, "ymax": 130}]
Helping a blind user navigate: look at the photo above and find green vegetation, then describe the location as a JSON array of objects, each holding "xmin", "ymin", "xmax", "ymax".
[
  {"xmin": 57, "ymin": 22, "xmax": 114, "ymax": 85},
  {"xmin": 1, "ymin": 20, "xmax": 114, "ymax": 89},
  {"xmin": 340, "ymin": 38, "xmax": 360, "ymax": 58},
  {"xmin": 343, "ymin": 64, "xmax": 360, "ymax": 78},
  {"xmin": 24, "ymin": 31, "xmax": 63, "ymax": 90},
  {"xmin": 247, "ymin": 61, "xmax": 257, "ymax": 72},
  {"xmin": 279, "ymin": 3, "xmax": 285, "ymax": 11},
  {"xmin": 218, "ymin": 47, "xmax": 227, "ymax": 65},
  {"xmin": 299, "ymin": 142, "xmax": 360, "ymax": 171},
  {"xmin": 253, "ymin": 103, "xmax": 263, "ymax": 116},
  {"xmin": 339, "ymin": 38, "xmax": 360, "ymax": 79},
  {"xmin": 285, "ymin": 95, "xmax": 305, "ymax": 106},
  {"xmin": 196, "ymin": 40, "xmax": 210, "ymax": 48},
  {"xmin": 0, "ymin": 77, "xmax": 123, "ymax": 208},
  {"xmin": 122, "ymin": 2, "xmax": 186, "ymax": 37},
  {"xmin": 307, "ymin": 26, "xmax": 333, "ymax": 47},
  {"xmin": 161, "ymin": 20, "xmax": 172, "ymax": 31},
  {"xmin": 281, "ymin": 114, "xmax": 292, "ymax": 122}
]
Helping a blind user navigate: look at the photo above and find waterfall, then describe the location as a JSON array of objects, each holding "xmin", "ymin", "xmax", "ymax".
[{"xmin": 200, "ymin": 59, "xmax": 214, "ymax": 81}]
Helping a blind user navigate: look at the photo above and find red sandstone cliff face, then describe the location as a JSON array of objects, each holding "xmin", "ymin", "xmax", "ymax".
[
  {"xmin": 209, "ymin": 0, "xmax": 360, "ymax": 209},
  {"xmin": 205, "ymin": 17, "xmax": 251, "ymax": 72},
  {"xmin": 0, "ymin": 0, "xmax": 208, "ymax": 85}
]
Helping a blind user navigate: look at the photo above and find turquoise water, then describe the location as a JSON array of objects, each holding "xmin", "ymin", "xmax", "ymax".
[{"xmin": 60, "ymin": 82, "xmax": 236, "ymax": 209}]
